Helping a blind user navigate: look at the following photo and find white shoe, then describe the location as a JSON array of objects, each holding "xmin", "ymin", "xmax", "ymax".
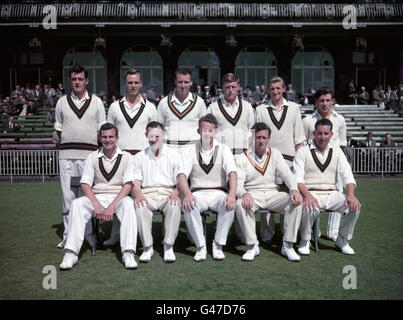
[
  {"xmin": 212, "ymin": 241, "xmax": 225, "ymax": 260},
  {"xmin": 242, "ymin": 241, "xmax": 260, "ymax": 261},
  {"xmin": 122, "ymin": 251, "xmax": 138, "ymax": 269},
  {"xmin": 57, "ymin": 239, "xmax": 66, "ymax": 249},
  {"xmin": 59, "ymin": 251, "xmax": 78, "ymax": 270},
  {"xmin": 281, "ymin": 242, "xmax": 301, "ymax": 262},
  {"xmin": 103, "ymin": 236, "xmax": 119, "ymax": 246},
  {"xmin": 298, "ymin": 240, "xmax": 310, "ymax": 255},
  {"xmin": 335, "ymin": 236, "xmax": 355, "ymax": 255},
  {"xmin": 194, "ymin": 245, "xmax": 207, "ymax": 262},
  {"xmin": 139, "ymin": 246, "xmax": 154, "ymax": 262},
  {"xmin": 164, "ymin": 244, "xmax": 176, "ymax": 263}
]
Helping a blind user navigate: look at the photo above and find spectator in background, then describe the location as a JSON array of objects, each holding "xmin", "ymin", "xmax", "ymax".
[
  {"xmin": 345, "ymin": 132, "xmax": 359, "ymax": 168},
  {"xmin": 101, "ymin": 95, "xmax": 108, "ymax": 108},
  {"xmin": 44, "ymin": 85, "xmax": 57, "ymax": 108},
  {"xmin": 361, "ymin": 131, "xmax": 378, "ymax": 173},
  {"xmin": 57, "ymin": 83, "xmax": 65, "ymax": 95},
  {"xmin": 252, "ymin": 85, "xmax": 263, "ymax": 104},
  {"xmin": 2, "ymin": 115, "xmax": 20, "ymax": 133},
  {"xmin": 45, "ymin": 107, "xmax": 56, "ymax": 126},
  {"xmin": 203, "ymin": 86, "xmax": 211, "ymax": 100},
  {"xmin": 32, "ymin": 84, "xmax": 44, "ymax": 107},
  {"xmin": 358, "ymin": 86, "xmax": 369, "ymax": 105},
  {"xmin": 285, "ymin": 84, "xmax": 298, "ymax": 103},
  {"xmin": 381, "ymin": 133, "xmax": 398, "ymax": 173},
  {"xmin": 196, "ymin": 85, "xmax": 204, "ymax": 98},
  {"xmin": 347, "ymin": 80, "xmax": 357, "ymax": 104},
  {"xmin": 372, "ymin": 85, "xmax": 385, "ymax": 108},
  {"xmin": 146, "ymin": 83, "xmax": 158, "ymax": 105},
  {"xmin": 11, "ymin": 85, "xmax": 23, "ymax": 103},
  {"xmin": 385, "ymin": 85, "xmax": 398, "ymax": 111},
  {"xmin": 261, "ymin": 85, "xmax": 269, "ymax": 103},
  {"xmin": 26, "ymin": 100, "xmax": 37, "ymax": 116}
]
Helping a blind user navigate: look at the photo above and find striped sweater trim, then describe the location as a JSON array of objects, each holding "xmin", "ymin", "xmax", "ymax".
[
  {"xmin": 267, "ymin": 105, "xmax": 288, "ymax": 130},
  {"xmin": 217, "ymin": 97, "xmax": 243, "ymax": 126},
  {"xmin": 98, "ymin": 154, "xmax": 123, "ymax": 182},
  {"xmin": 60, "ymin": 142, "xmax": 99, "ymax": 151},
  {"xmin": 119, "ymin": 100, "xmax": 146, "ymax": 128},
  {"xmin": 167, "ymin": 92, "xmax": 197, "ymax": 120},
  {"xmin": 66, "ymin": 92, "xmax": 93, "ymax": 120},
  {"xmin": 244, "ymin": 148, "xmax": 271, "ymax": 176},
  {"xmin": 310, "ymin": 148, "xmax": 333, "ymax": 173}
]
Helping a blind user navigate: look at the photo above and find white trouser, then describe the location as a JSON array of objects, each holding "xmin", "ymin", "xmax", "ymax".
[
  {"xmin": 64, "ymin": 194, "xmax": 137, "ymax": 254},
  {"xmin": 299, "ymin": 191, "xmax": 360, "ymax": 241},
  {"xmin": 135, "ymin": 187, "xmax": 182, "ymax": 248},
  {"xmin": 326, "ymin": 175, "xmax": 343, "ymax": 239},
  {"xmin": 236, "ymin": 191, "xmax": 302, "ymax": 245},
  {"xmin": 59, "ymin": 159, "xmax": 92, "ymax": 242},
  {"xmin": 183, "ymin": 190, "xmax": 235, "ymax": 248}
]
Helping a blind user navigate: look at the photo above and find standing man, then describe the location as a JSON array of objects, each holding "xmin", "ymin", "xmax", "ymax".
[
  {"xmin": 303, "ymin": 87, "xmax": 347, "ymax": 241},
  {"xmin": 178, "ymin": 114, "xmax": 237, "ymax": 262},
  {"xmin": 54, "ymin": 64, "xmax": 106, "ymax": 249},
  {"xmin": 294, "ymin": 119, "xmax": 361, "ymax": 255},
  {"xmin": 235, "ymin": 122, "xmax": 303, "ymax": 262},
  {"xmin": 255, "ymin": 76, "xmax": 305, "ymax": 242},
  {"xmin": 105, "ymin": 69, "xmax": 157, "ymax": 246},
  {"xmin": 206, "ymin": 73, "xmax": 255, "ymax": 155},
  {"xmin": 132, "ymin": 121, "xmax": 184, "ymax": 263},
  {"xmin": 157, "ymin": 68, "xmax": 206, "ymax": 152},
  {"xmin": 59, "ymin": 123, "xmax": 138, "ymax": 270}
]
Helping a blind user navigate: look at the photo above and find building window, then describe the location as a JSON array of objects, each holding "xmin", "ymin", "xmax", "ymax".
[
  {"xmin": 63, "ymin": 46, "xmax": 107, "ymax": 96},
  {"xmin": 235, "ymin": 46, "xmax": 278, "ymax": 89},
  {"xmin": 291, "ymin": 46, "xmax": 334, "ymax": 95},
  {"xmin": 178, "ymin": 45, "xmax": 220, "ymax": 89},
  {"xmin": 120, "ymin": 45, "xmax": 163, "ymax": 97}
]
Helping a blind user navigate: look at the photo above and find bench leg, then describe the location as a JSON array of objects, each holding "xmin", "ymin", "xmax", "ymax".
[{"xmin": 313, "ymin": 216, "xmax": 320, "ymax": 252}]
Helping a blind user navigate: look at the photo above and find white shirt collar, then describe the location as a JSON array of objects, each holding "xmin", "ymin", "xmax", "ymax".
[
  {"xmin": 71, "ymin": 90, "xmax": 90, "ymax": 101},
  {"xmin": 97, "ymin": 147, "xmax": 124, "ymax": 160},
  {"xmin": 172, "ymin": 91, "xmax": 194, "ymax": 104}
]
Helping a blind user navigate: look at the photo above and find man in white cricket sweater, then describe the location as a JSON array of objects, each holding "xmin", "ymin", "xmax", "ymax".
[
  {"xmin": 303, "ymin": 88, "xmax": 347, "ymax": 242},
  {"xmin": 60, "ymin": 123, "xmax": 138, "ymax": 270},
  {"xmin": 157, "ymin": 68, "xmax": 206, "ymax": 152},
  {"xmin": 294, "ymin": 118, "xmax": 361, "ymax": 255},
  {"xmin": 104, "ymin": 69, "xmax": 157, "ymax": 247},
  {"xmin": 206, "ymin": 73, "xmax": 255, "ymax": 155},
  {"xmin": 178, "ymin": 114, "xmax": 237, "ymax": 262},
  {"xmin": 236, "ymin": 122, "xmax": 303, "ymax": 262},
  {"xmin": 255, "ymin": 76, "xmax": 305, "ymax": 244},
  {"xmin": 132, "ymin": 121, "xmax": 184, "ymax": 263},
  {"xmin": 54, "ymin": 64, "xmax": 106, "ymax": 249}
]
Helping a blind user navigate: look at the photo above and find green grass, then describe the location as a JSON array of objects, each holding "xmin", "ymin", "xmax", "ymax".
[{"xmin": 0, "ymin": 180, "xmax": 402, "ymax": 300}]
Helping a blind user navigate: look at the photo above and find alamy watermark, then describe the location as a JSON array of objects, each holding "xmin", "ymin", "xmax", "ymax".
[
  {"xmin": 342, "ymin": 265, "xmax": 357, "ymax": 290},
  {"xmin": 42, "ymin": 5, "xmax": 57, "ymax": 30},
  {"xmin": 42, "ymin": 265, "xmax": 57, "ymax": 290}
]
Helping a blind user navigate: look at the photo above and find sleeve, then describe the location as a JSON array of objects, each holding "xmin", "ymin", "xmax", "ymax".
[
  {"xmin": 198, "ymin": 98, "xmax": 207, "ymax": 118},
  {"xmin": 132, "ymin": 153, "xmax": 143, "ymax": 182},
  {"xmin": 54, "ymin": 98, "xmax": 63, "ymax": 131},
  {"xmin": 106, "ymin": 103, "xmax": 116, "ymax": 125},
  {"xmin": 148, "ymin": 102, "xmax": 158, "ymax": 122},
  {"xmin": 339, "ymin": 117, "xmax": 347, "ymax": 147},
  {"xmin": 292, "ymin": 148, "xmax": 306, "ymax": 184},
  {"xmin": 80, "ymin": 154, "xmax": 95, "ymax": 186},
  {"xmin": 275, "ymin": 151, "xmax": 298, "ymax": 191},
  {"xmin": 179, "ymin": 149, "xmax": 193, "ymax": 179},
  {"xmin": 293, "ymin": 107, "xmax": 306, "ymax": 145},
  {"xmin": 246, "ymin": 103, "xmax": 255, "ymax": 129},
  {"xmin": 96, "ymin": 97, "xmax": 107, "ymax": 130},
  {"xmin": 222, "ymin": 145, "xmax": 237, "ymax": 178},
  {"xmin": 235, "ymin": 156, "xmax": 247, "ymax": 198},
  {"xmin": 302, "ymin": 116, "xmax": 312, "ymax": 144},
  {"xmin": 122, "ymin": 156, "xmax": 135, "ymax": 185},
  {"xmin": 156, "ymin": 101, "xmax": 166, "ymax": 125},
  {"xmin": 338, "ymin": 151, "xmax": 356, "ymax": 187}
]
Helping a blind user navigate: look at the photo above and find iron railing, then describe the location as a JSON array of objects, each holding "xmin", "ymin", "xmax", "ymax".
[{"xmin": 0, "ymin": 148, "xmax": 402, "ymax": 182}]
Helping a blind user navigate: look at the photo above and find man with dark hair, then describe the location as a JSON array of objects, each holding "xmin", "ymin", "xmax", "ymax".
[
  {"xmin": 235, "ymin": 122, "xmax": 303, "ymax": 261},
  {"xmin": 132, "ymin": 121, "xmax": 184, "ymax": 263},
  {"xmin": 206, "ymin": 73, "xmax": 255, "ymax": 155},
  {"xmin": 54, "ymin": 64, "xmax": 106, "ymax": 249},
  {"xmin": 157, "ymin": 68, "xmax": 206, "ymax": 151},
  {"xmin": 303, "ymin": 87, "xmax": 347, "ymax": 241},
  {"xmin": 60, "ymin": 122, "xmax": 138, "ymax": 270},
  {"xmin": 294, "ymin": 118, "xmax": 361, "ymax": 256},
  {"xmin": 178, "ymin": 114, "xmax": 237, "ymax": 262}
]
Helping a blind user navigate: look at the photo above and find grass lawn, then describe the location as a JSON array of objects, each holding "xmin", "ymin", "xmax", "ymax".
[{"xmin": 0, "ymin": 179, "xmax": 402, "ymax": 300}]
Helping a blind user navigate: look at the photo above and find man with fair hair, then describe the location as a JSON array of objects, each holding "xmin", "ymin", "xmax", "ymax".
[
  {"xmin": 157, "ymin": 68, "xmax": 206, "ymax": 151},
  {"xmin": 255, "ymin": 76, "xmax": 305, "ymax": 243},
  {"xmin": 178, "ymin": 114, "xmax": 237, "ymax": 262},
  {"xmin": 206, "ymin": 73, "xmax": 255, "ymax": 155},
  {"xmin": 54, "ymin": 64, "xmax": 106, "ymax": 249},
  {"xmin": 303, "ymin": 87, "xmax": 347, "ymax": 241},
  {"xmin": 60, "ymin": 123, "xmax": 138, "ymax": 270},
  {"xmin": 105, "ymin": 69, "xmax": 157, "ymax": 246},
  {"xmin": 235, "ymin": 122, "xmax": 303, "ymax": 262},
  {"xmin": 294, "ymin": 119, "xmax": 361, "ymax": 256},
  {"xmin": 132, "ymin": 121, "xmax": 184, "ymax": 263}
]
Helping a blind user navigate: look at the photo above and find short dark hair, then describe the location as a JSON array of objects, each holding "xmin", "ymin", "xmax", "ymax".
[
  {"xmin": 100, "ymin": 122, "xmax": 118, "ymax": 137},
  {"xmin": 175, "ymin": 68, "xmax": 192, "ymax": 80},
  {"xmin": 314, "ymin": 87, "xmax": 334, "ymax": 101},
  {"xmin": 69, "ymin": 64, "xmax": 88, "ymax": 79},
  {"xmin": 146, "ymin": 121, "xmax": 165, "ymax": 133},
  {"xmin": 221, "ymin": 73, "xmax": 239, "ymax": 85},
  {"xmin": 124, "ymin": 68, "xmax": 141, "ymax": 81},
  {"xmin": 251, "ymin": 122, "xmax": 271, "ymax": 137},
  {"xmin": 314, "ymin": 118, "xmax": 333, "ymax": 131},
  {"xmin": 198, "ymin": 113, "xmax": 218, "ymax": 129}
]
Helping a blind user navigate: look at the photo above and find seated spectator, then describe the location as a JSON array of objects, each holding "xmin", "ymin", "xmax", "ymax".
[
  {"xmin": 345, "ymin": 132, "xmax": 359, "ymax": 167},
  {"xmin": 146, "ymin": 83, "xmax": 158, "ymax": 105},
  {"xmin": 2, "ymin": 115, "xmax": 21, "ymax": 133},
  {"xmin": 43, "ymin": 85, "xmax": 57, "ymax": 108},
  {"xmin": 45, "ymin": 107, "xmax": 56, "ymax": 126},
  {"xmin": 347, "ymin": 80, "xmax": 357, "ymax": 104},
  {"xmin": 101, "ymin": 95, "xmax": 108, "ymax": 108},
  {"xmin": 196, "ymin": 85, "xmax": 204, "ymax": 98},
  {"xmin": 285, "ymin": 84, "xmax": 298, "ymax": 102},
  {"xmin": 252, "ymin": 85, "xmax": 263, "ymax": 104},
  {"xmin": 372, "ymin": 85, "xmax": 385, "ymax": 108},
  {"xmin": 57, "ymin": 83, "xmax": 65, "ymax": 95},
  {"xmin": 10, "ymin": 85, "xmax": 23, "ymax": 103},
  {"xmin": 27, "ymin": 100, "xmax": 38, "ymax": 116},
  {"xmin": 381, "ymin": 133, "xmax": 398, "ymax": 173},
  {"xmin": 32, "ymin": 84, "xmax": 44, "ymax": 107},
  {"xmin": 358, "ymin": 86, "xmax": 369, "ymax": 105},
  {"xmin": 385, "ymin": 85, "xmax": 399, "ymax": 111},
  {"xmin": 360, "ymin": 131, "xmax": 378, "ymax": 173}
]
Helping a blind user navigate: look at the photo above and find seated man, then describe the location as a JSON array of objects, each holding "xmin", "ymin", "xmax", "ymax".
[
  {"xmin": 60, "ymin": 123, "xmax": 138, "ymax": 270},
  {"xmin": 178, "ymin": 114, "xmax": 237, "ymax": 262},
  {"xmin": 235, "ymin": 122, "xmax": 303, "ymax": 262},
  {"xmin": 294, "ymin": 118, "xmax": 361, "ymax": 255},
  {"xmin": 132, "ymin": 121, "xmax": 184, "ymax": 263}
]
